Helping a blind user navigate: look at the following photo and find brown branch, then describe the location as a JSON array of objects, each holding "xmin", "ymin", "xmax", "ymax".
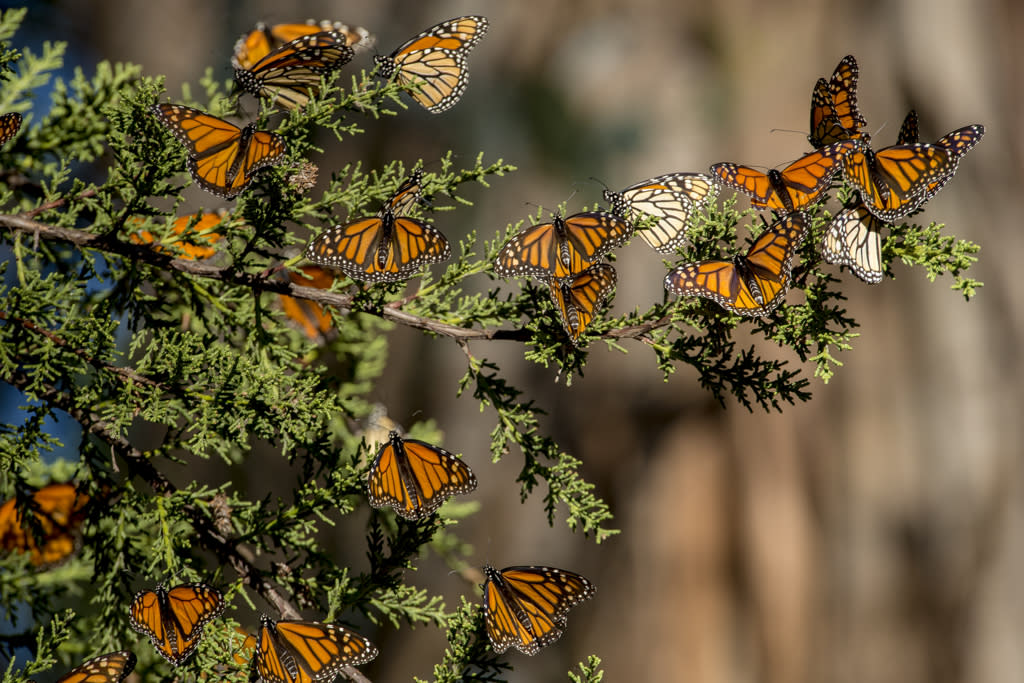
[{"xmin": 1, "ymin": 369, "xmax": 373, "ymax": 683}]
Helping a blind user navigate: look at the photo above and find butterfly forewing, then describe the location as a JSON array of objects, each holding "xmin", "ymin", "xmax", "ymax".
[
  {"xmin": 366, "ymin": 431, "xmax": 477, "ymax": 520},
  {"xmin": 482, "ymin": 565, "xmax": 596, "ymax": 656},
  {"xmin": 55, "ymin": 652, "xmax": 136, "ymax": 683}
]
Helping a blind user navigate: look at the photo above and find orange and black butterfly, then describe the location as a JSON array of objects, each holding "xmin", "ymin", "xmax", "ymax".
[
  {"xmin": 547, "ymin": 263, "xmax": 617, "ymax": 345},
  {"xmin": 482, "ymin": 565, "xmax": 596, "ymax": 656},
  {"xmin": 710, "ymin": 141, "xmax": 859, "ymax": 213},
  {"xmin": 304, "ymin": 171, "xmax": 451, "ymax": 283},
  {"xmin": 255, "ymin": 615, "xmax": 378, "ymax": 683},
  {"xmin": 0, "ymin": 112, "xmax": 21, "ymax": 146},
  {"xmin": 822, "ymin": 202, "xmax": 886, "ymax": 285},
  {"xmin": 665, "ymin": 211, "xmax": 808, "ymax": 317},
  {"xmin": 232, "ymin": 20, "xmax": 374, "ymax": 71},
  {"xmin": 128, "ymin": 211, "xmax": 227, "ymax": 261},
  {"xmin": 233, "ymin": 31, "xmax": 355, "ymax": 110},
  {"xmin": 151, "ymin": 103, "xmax": 286, "ymax": 199},
  {"xmin": 808, "ymin": 55, "xmax": 869, "ymax": 149},
  {"xmin": 374, "ymin": 16, "xmax": 488, "ymax": 113},
  {"xmin": 128, "ymin": 582, "xmax": 226, "ymax": 665},
  {"xmin": 0, "ymin": 482, "xmax": 89, "ymax": 567},
  {"xmin": 603, "ymin": 173, "xmax": 717, "ymax": 253},
  {"xmin": 53, "ymin": 651, "xmax": 136, "ymax": 683},
  {"xmin": 366, "ymin": 431, "xmax": 477, "ymax": 520},
  {"xmin": 279, "ymin": 266, "xmax": 336, "ymax": 341},
  {"xmin": 494, "ymin": 211, "xmax": 632, "ymax": 282},
  {"xmin": 842, "ymin": 139, "xmax": 957, "ymax": 222}
]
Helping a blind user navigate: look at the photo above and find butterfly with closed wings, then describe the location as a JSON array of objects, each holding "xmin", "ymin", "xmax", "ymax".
[
  {"xmin": 808, "ymin": 55, "xmax": 870, "ymax": 149},
  {"xmin": 494, "ymin": 210, "xmax": 631, "ymax": 282},
  {"xmin": 151, "ymin": 103, "xmax": 286, "ymax": 199},
  {"xmin": 255, "ymin": 615, "xmax": 378, "ymax": 683},
  {"xmin": 665, "ymin": 211, "xmax": 808, "ymax": 317},
  {"xmin": 547, "ymin": 263, "xmax": 617, "ymax": 345},
  {"xmin": 232, "ymin": 19, "xmax": 374, "ymax": 71},
  {"xmin": 482, "ymin": 564, "xmax": 596, "ymax": 656},
  {"xmin": 603, "ymin": 172, "xmax": 717, "ymax": 253},
  {"xmin": 128, "ymin": 582, "xmax": 226, "ymax": 666},
  {"xmin": 233, "ymin": 31, "xmax": 355, "ymax": 110},
  {"xmin": 710, "ymin": 141, "xmax": 859, "ymax": 214},
  {"xmin": 374, "ymin": 16, "xmax": 488, "ymax": 113},
  {"xmin": 304, "ymin": 171, "xmax": 451, "ymax": 283},
  {"xmin": 366, "ymin": 430, "xmax": 477, "ymax": 520}
]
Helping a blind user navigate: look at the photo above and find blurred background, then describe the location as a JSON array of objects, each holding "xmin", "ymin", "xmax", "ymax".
[{"xmin": 14, "ymin": 0, "xmax": 1022, "ymax": 681}]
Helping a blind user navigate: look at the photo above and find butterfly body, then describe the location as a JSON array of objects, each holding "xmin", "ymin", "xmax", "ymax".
[
  {"xmin": 54, "ymin": 652, "xmax": 136, "ymax": 683},
  {"xmin": 665, "ymin": 211, "xmax": 807, "ymax": 317},
  {"xmin": 367, "ymin": 431, "xmax": 477, "ymax": 520},
  {"xmin": 494, "ymin": 211, "xmax": 631, "ymax": 282},
  {"xmin": 482, "ymin": 565, "xmax": 596, "ymax": 656},
  {"xmin": 255, "ymin": 615, "xmax": 378, "ymax": 683},
  {"xmin": 128, "ymin": 582, "xmax": 225, "ymax": 665},
  {"xmin": 305, "ymin": 172, "xmax": 451, "ymax": 283},
  {"xmin": 374, "ymin": 16, "xmax": 488, "ymax": 113},
  {"xmin": 603, "ymin": 172, "xmax": 716, "ymax": 253},
  {"xmin": 548, "ymin": 263, "xmax": 617, "ymax": 344},
  {"xmin": 233, "ymin": 31, "xmax": 355, "ymax": 110}
]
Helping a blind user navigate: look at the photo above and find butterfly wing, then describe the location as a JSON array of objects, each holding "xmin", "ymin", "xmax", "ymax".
[
  {"xmin": 822, "ymin": 203, "xmax": 885, "ymax": 284},
  {"xmin": 548, "ymin": 263, "xmax": 617, "ymax": 344},
  {"xmin": 55, "ymin": 652, "xmax": 137, "ymax": 683},
  {"xmin": 374, "ymin": 16, "xmax": 488, "ymax": 113},
  {"xmin": 923, "ymin": 123, "xmax": 985, "ymax": 200},
  {"xmin": 234, "ymin": 31, "xmax": 355, "ymax": 110},
  {"xmin": 709, "ymin": 163, "xmax": 775, "ymax": 208},
  {"xmin": 494, "ymin": 212, "xmax": 630, "ymax": 281},
  {"xmin": 366, "ymin": 432, "xmax": 477, "ymax": 520},
  {"xmin": 482, "ymin": 565, "xmax": 596, "ymax": 656},
  {"xmin": 0, "ymin": 112, "xmax": 21, "ymax": 146},
  {"xmin": 825, "ymin": 56, "xmax": 868, "ymax": 142},
  {"xmin": 897, "ymin": 109, "xmax": 920, "ymax": 145},
  {"xmin": 280, "ymin": 266, "xmax": 335, "ymax": 341},
  {"xmin": 257, "ymin": 616, "xmax": 378, "ymax": 683},
  {"xmin": 605, "ymin": 173, "xmax": 717, "ymax": 252},
  {"xmin": 232, "ymin": 20, "xmax": 373, "ymax": 71}
]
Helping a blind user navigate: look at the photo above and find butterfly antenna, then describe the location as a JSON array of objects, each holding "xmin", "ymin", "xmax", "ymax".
[
  {"xmin": 768, "ymin": 127, "xmax": 807, "ymax": 137},
  {"xmin": 587, "ymin": 176, "xmax": 610, "ymax": 191}
]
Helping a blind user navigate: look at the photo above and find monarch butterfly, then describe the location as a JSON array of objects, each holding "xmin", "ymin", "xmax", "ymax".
[
  {"xmin": 603, "ymin": 173, "xmax": 717, "ymax": 253},
  {"xmin": 482, "ymin": 564, "xmax": 596, "ymax": 656},
  {"xmin": 808, "ymin": 55, "xmax": 870, "ymax": 149},
  {"xmin": 129, "ymin": 211, "xmax": 226, "ymax": 261},
  {"xmin": 493, "ymin": 211, "xmax": 632, "ymax": 282},
  {"xmin": 548, "ymin": 263, "xmax": 617, "ymax": 345},
  {"xmin": 374, "ymin": 16, "xmax": 488, "ymax": 113},
  {"xmin": 233, "ymin": 31, "xmax": 355, "ymax": 110},
  {"xmin": 304, "ymin": 171, "xmax": 451, "ymax": 283},
  {"xmin": 0, "ymin": 483, "xmax": 90, "ymax": 567},
  {"xmin": 665, "ymin": 211, "xmax": 808, "ymax": 317},
  {"xmin": 151, "ymin": 103, "xmax": 287, "ymax": 199},
  {"xmin": 232, "ymin": 20, "xmax": 374, "ymax": 71},
  {"xmin": 255, "ymin": 614, "xmax": 378, "ymax": 683},
  {"xmin": 128, "ymin": 582, "xmax": 226, "ymax": 666},
  {"xmin": 0, "ymin": 112, "xmax": 21, "ymax": 146},
  {"xmin": 822, "ymin": 202, "xmax": 886, "ymax": 284},
  {"xmin": 893, "ymin": 111, "xmax": 985, "ymax": 201},
  {"xmin": 279, "ymin": 266, "xmax": 336, "ymax": 341},
  {"xmin": 53, "ymin": 651, "xmax": 137, "ymax": 683},
  {"xmin": 842, "ymin": 140, "xmax": 956, "ymax": 222},
  {"xmin": 366, "ymin": 431, "xmax": 477, "ymax": 520},
  {"xmin": 710, "ymin": 141, "xmax": 859, "ymax": 213}
]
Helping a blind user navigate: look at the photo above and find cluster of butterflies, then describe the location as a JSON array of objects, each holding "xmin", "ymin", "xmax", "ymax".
[
  {"xmin": 3, "ymin": 430, "xmax": 596, "ymax": 663},
  {"xmin": 490, "ymin": 55, "xmax": 985, "ymax": 330},
  {"xmin": 150, "ymin": 15, "xmax": 487, "ymax": 199}
]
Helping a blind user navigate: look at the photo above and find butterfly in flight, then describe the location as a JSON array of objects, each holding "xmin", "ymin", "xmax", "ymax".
[
  {"xmin": 482, "ymin": 564, "xmax": 596, "ymax": 656},
  {"xmin": 51, "ymin": 651, "xmax": 137, "ymax": 683},
  {"xmin": 232, "ymin": 19, "xmax": 374, "ymax": 71},
  {"xmin": 710, "ymin": 140, "xmax": 859, "ymax": 213},
  {"xmin": 128, "ymin": 582, "xmax": 226, "ymax": 666},
  {"xmin": 233, "ymin": 31, "xmax": 355, "ymax": 110},
  {"xmin": 0, "ymin": 482, "xmax": 90, "ymax": 567},
  {"xmin": 255, "ymin": 614, "xmax": 378, "ymax": 683},
  {"xmin": 374, "ymin": 16, "xmax": 488, "ymax": 113},
  {"xmin": 665, "ymin": 211, "xmax": 808, "ymax": 317},
  {"xmin": 366, "ymin": 430, "xmax": 477, "ymax": 520},
  {"xmin": 603, "ymin": 172, "xmax": 717, "ymax": 253},
  {"xmin": 822, "ymin": 202, "xmax": 887, "ymax": 285},
  {"xmin": 547, "ymin": 263, "xmax": 617, "ymax": 345},
  {"xmin": 494, "ymin": 210, "xmax": 632, "ymax": 282},
  {"xmin": 151, "ymin": 103, "xmax": 286, "ymax": 199},
  {"xmin": 808, "ymin": 55, "xmax": 870, "ymax": 149},
  {"xmin": 304, "ymin": 171, "xmax": 451, "ymax": 283},
  {"xmin": 128, "ymin": 211, "xmax": 227, "ymax": 261},
  {"xmin": 0, "ymin": 112, "xmax": 21, "ymax": 146}
]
